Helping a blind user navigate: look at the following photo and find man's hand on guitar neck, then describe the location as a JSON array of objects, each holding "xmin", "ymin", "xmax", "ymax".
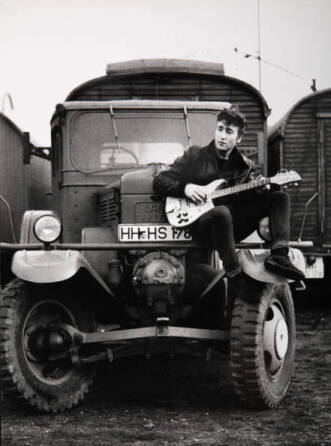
[
  {"xmin": 250, "ymin": 173, "xmax": 271, "ymax": 191},
  {"xmin": 184, "ymin": 183, "xmax": 207, "ymax": 204}
]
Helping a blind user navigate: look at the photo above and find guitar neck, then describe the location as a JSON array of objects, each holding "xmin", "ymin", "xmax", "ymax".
[{"xmin": 211, "ymin": 177, "xmax": 271, "ymax": 199}]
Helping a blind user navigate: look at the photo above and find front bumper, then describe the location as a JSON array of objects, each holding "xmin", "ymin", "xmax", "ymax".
[{"xmin": 0, "ymin": 240, "xmax": 315, "ymax": 284}]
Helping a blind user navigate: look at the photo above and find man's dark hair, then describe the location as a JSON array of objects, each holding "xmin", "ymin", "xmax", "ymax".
[{"xmin": 217, "ymin": 104, "xmax": 247, "ymax": 135}]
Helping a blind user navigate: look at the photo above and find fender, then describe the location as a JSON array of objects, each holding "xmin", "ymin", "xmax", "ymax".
[
  {"xmin": 11, "ymin": 249, "xmax": 113, "ymax": 295},
  {"xmin": 11, "ymin": 212, "xmax": 115, "ymax": 295},
  {"xmin": 12, "ymin": 209, "xmax": 70, "ymax": 283},
  {"xmin": 238, "ymin": 248, "xmax": 306, "ymax": 283},
  {"xmin": 12, "ymin": 249, "xmax": 84, "ymax": 283},
  {"xmin": 11, "ymin": 209, "xmax": 68, "ymax": 282}
]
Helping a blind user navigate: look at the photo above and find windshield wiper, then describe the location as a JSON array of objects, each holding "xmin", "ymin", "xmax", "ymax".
[{"xmin": 109, "ymin": 105, "xmax": 121, "ymax": 152}]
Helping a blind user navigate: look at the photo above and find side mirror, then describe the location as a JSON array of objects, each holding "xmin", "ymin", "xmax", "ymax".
[{"xmin": 22, "ymin": 131, "xmax": 51, "ymax": 163}]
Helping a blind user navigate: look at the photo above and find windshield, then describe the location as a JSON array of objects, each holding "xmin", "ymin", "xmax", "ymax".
[{"xmin": 70, "ymin": 109, "xmax": 219, "ymax": 173}]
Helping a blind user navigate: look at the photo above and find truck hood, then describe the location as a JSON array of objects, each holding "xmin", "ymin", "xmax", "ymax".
[{"xmin": 120, "ymin": 164, "xmax": 167, "ymax": 194}]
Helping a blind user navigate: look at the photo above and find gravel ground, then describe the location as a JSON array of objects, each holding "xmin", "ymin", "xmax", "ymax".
[{"xmin": 1, "ymin": 302, "xmax": 331, "ymax": 446}]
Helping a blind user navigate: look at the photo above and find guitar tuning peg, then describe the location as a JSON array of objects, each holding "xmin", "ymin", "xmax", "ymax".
[
  {"xmin": 294, "ymin": 183, "xmax": 299, "ymax": 186},
  {"xmin": 284, "ymin": 185, "xmax": 288, "ymax": 189}
]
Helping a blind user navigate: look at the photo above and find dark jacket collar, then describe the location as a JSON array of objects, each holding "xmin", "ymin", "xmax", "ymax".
[{"xmin": 206, "ymin": 140, "xmax": 253, "ymax": 169}]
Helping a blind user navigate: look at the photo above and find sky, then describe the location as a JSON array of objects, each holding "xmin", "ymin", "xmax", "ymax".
[{"xmin": 1, "ymin": 0, "xmax": 330, "ymax": 145}]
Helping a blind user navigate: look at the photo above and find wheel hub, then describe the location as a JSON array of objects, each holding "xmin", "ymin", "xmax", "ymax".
[
  {"xmin": 275, "ymin": 319, "xmax": 288, "ymax": 359},
  {"xmin": 23, "ymin": 300, "xmax": 76, "ymax": 384},
  {"xmin": 263, "ymin": 302, "xmax": 289, "ymax": 376}
]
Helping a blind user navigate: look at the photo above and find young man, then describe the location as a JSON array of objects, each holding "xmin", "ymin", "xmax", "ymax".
[{"xmin": 153, "ymin": 105, "xmax": 305, "ymax": 286}]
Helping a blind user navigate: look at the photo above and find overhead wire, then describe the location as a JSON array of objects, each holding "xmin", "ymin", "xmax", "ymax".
[{"xmin": 234, "ymin": 47, "xmax": 317, "ymax": 91}]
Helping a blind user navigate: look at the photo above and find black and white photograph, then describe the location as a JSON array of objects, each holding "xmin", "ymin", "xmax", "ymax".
[{"xmin": 1, "ymin": 0, "xmax": 330, "ymax": 444}]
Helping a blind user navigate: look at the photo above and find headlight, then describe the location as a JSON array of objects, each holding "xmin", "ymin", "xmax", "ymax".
[
  {"xmin": 258, "ymin": 217, "xmax": 271, "ymax": 241},
  {"xmin": 34, "ymin": 215, "xmax": 62, "ymax": 243}
]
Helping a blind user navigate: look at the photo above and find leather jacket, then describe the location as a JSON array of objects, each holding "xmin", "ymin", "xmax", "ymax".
[{"xmin": 153, "ymin": 140, "xmax": 255, "ymax": 199}]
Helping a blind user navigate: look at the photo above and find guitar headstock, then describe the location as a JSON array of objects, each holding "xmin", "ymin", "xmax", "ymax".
[{"xmin": 270, "ymin": 170, "xmax": 302, "ymax": 187}]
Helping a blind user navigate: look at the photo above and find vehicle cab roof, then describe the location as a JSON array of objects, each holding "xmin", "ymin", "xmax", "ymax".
[
  {"xmin": 64, "ymin": 59, "xmax": 270, "ymax": 118},
  {"xmin": 53, "ymin": 99, "xmax": 233, "ymax": 120}
]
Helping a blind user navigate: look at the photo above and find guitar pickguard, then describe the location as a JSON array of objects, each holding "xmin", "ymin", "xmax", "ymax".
[{"xmin": 167, "ymin": 198, "xmax": 214, "ymax": 227}]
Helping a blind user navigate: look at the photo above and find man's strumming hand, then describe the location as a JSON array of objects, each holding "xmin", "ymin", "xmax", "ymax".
[{"xmin": 184, "ymin": 183, "xmax": 207, "ymax": 204}]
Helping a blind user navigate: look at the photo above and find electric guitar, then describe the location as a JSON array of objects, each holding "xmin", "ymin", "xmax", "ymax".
[{"xmin": 165, "ymin": 170, "xmax": 301, "ymax": 228}]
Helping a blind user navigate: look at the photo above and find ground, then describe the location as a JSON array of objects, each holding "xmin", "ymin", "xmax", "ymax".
[{"xmin": 1, "ymin": 301, "xmax": 331, "ymax": 446}]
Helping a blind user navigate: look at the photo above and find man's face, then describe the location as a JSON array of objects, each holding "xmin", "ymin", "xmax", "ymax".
[{"xmin": 214, "ymin": 119, "xmax": 242, "ymax": 155}]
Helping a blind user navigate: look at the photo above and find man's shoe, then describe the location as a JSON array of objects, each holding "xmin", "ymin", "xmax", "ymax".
[{"xmin": 264, "ymin": 254, "xmax": 305, "ymax": 281}]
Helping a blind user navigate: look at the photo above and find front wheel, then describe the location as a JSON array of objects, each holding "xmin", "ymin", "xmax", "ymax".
[
  {"xmin": 230, "ymin": 282, "xmax": 295, "ymax": 409},
  {"xmin": 0, "ymin": 279, "xmax": 95, "ymax": 413}
]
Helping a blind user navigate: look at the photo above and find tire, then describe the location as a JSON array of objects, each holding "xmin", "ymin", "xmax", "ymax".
[
  {"xmin": 0, "ymin": 279, "xmax": 95, "ymax": 413},
  {"xmin": 230, "ymin": 282, "xmax": 295, "ymax": 409}
]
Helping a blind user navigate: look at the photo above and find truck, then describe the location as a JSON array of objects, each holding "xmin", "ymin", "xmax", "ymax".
[{"xmin": 0, "ymin": 59, "xmax": 308, "ymax": 412}]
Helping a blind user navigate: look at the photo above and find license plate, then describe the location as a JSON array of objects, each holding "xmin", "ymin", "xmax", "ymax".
[
  {"xmin": 305, "ymin": 257, "xmax": 324, "ymax": 279},
  {"xmin": 118, "ymin": 224, "xmax": 192, "ymax": 242}
]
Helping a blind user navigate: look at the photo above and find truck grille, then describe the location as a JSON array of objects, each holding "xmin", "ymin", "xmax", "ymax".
[{"xmin": 98, "ymin": 188, "xmax": 120, "ymax": 227}]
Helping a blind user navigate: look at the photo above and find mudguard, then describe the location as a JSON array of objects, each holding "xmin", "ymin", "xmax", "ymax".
[
  {"xmin": 12, "ymin": 249, "xmax": 83, "ymax": 283},
  {"xmin": 12, "ymin": 212, "xmax": 114, "ymax": 294},
  {"xmin": 238, "ymin": 248, "xmax": 306, "ymax": 283},
  {"xmin": 12, "ymin": 209, "xmax": 77, "ymax": 284},
  {"xmin": 11, "ymin": 249, "xmax": 111, "ymax": 294}
]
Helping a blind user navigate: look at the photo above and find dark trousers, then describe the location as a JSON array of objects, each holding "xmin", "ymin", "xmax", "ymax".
[{"xmin": 192, "ymin": 191, "xmax": 290, "ymax": 276}]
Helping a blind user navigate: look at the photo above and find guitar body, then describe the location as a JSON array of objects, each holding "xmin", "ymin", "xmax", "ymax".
[{"xmin": 165, "ymin": 179, "xmax": 226, "ymax": 228}]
